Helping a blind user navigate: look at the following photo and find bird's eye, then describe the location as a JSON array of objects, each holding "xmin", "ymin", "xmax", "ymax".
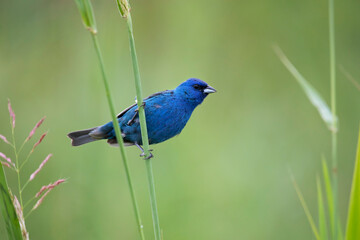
[{"xmin": 193, "ymin": 84, "xmax": 201, "ymax": 90}]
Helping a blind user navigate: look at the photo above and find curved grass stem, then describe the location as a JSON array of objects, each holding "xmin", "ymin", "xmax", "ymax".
[
  {"xmin": 90, "ymin": 32, "xmax": 145, "ymax": 240},
  {"xmin": 11, "ymin": 126, "xmax": 24, "ymax": 209},
  {"xmin": 20, "ymin": 151, "xmax": 32, "ymax": 170},
  {"xmin": 23, "ymin": 196, "xmax": 36, "ymax": 210},
  {"xmin": 125, "ymin": 13, "xmax": 161, "ymax": 240}
]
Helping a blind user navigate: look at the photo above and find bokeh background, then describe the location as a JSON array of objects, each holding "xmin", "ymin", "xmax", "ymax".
[{"xmin": 0, "ymin": 0, "xmax": 359, "ymax": 239}]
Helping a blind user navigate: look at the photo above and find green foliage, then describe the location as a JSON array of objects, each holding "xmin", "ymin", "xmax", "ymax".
[
  {"xmin": 345, "ymin": 128, "xmax": 360, "ymax": 240},
  {"xmin": 0, "ymin": 165, "xmax": 22, "ymax": 240}
]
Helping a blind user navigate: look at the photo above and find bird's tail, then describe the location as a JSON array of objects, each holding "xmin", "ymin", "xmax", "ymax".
[{"xmin": 67, "ymin": 128, "xmax": 98, "ymax": 146}]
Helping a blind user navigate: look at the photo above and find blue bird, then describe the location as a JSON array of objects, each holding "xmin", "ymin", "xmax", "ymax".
[{"xmin": 68, "ymin": 78, "xmax": 216, "ymax": 158}]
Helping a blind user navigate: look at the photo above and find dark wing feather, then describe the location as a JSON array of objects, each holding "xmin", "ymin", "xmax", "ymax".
[
  {"xmin": 116, "ymin": 103, "xmax": 137, "ymax": 118},
  {"xmin": 116, "ymin": 90, "xmax": 172, "ymax": 118}
]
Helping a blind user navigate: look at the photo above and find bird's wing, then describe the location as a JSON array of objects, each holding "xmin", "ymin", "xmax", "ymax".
[
  {"xmin": 116, "ymin": 103, "xmax": 137, "ymax": 118},
  {"xmin": 116, "ymin": 90, "xmax": 172, "ymax": 118}
]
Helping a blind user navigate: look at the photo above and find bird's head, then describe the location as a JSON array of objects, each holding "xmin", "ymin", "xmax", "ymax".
[{"xmin": 175, "ymin": 78, "xmax": 216, "ymax": 106}]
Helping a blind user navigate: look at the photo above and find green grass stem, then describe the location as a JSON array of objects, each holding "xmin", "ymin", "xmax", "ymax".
[
  {"xmin": 75, "ymin": 0, "xmax": 145, "ymax": 237},
  {"xmin": 90, "ymin": 33, "xmax": 145, "ymax": 240},
  {"xmin": 10, "ymin": 126, "xmax": 24, "ymax": 209},
  {"xmin": 115, "ymin": 0, "xmax": 161, "ymax": 238},
  {"xmin": 125, "ymin": 12, "xmax": 162, "ymax": 240},
  {"xmin": 328, "ymin": 0, "xmax": 338, "ymax": 238}
]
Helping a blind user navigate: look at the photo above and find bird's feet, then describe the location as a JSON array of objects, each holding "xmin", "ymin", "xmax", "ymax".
[
  {"xmin": 140, "ymin": 149, "xmax": 153, "ymax": 160},
  {"xmin": 138, "ymin": 101, "xmax": 146, "ymax": 108},
  {"xmin": 134, "ymin": 97, "xmax": 146, "ymax": 108},
  {"xmin": 135, "ymin": 143, "xmax": 154, "ymax": 160}
]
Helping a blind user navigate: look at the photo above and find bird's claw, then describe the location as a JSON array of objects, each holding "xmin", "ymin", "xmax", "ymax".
[
  {"xmin": 135, "ymin": 143, "xmax": 153, "ymax": 159},
  {"xmin": 139, "ymin": 149, "xmax": 153, "ymax": 159},
  {"xmin": 144, "ymin": 152, "xmax": 153, "ymax": 160}
]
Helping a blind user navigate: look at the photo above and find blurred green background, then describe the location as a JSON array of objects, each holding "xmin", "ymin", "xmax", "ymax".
[{"xmin": 0, "ymin": 0, "xmax": 359, "ymax": 239}]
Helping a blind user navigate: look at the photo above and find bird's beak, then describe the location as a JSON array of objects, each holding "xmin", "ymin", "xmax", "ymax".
[{"xmin": 203, "ymin": 85, "xmax": 217, "ymax": 94}]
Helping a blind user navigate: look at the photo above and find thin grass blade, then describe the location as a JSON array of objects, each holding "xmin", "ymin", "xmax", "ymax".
[
  {"xmin": 339, "ymin": 66, "xmax": 360, "ymax": 91},
  {"xmin": 317, "ymin": 175, "xmax": 328, "ymax": 240},
  {"xmin": 323, "ymin": 158, "xmax": 344, "ymax": 240},
  {"xmin": 75, "ymin": 0, "xmax": 89, "ymax": 27},
  {"xmin": 291, "ymin": 174, "xmax": 320, "ymax": 240},
  {"xmin": 0, "ymin": 164, "xmax": 22, "ymax": 240},
  {"xmin": 328, "ymin": 0, "xmax": 339, "ymax": 238},
  {"xmin": 273, "ymin": 46, "xmax": 338, "ymax": 132},
  {"xmin": 83, "ymin": 0, "xmax": 96, "ymax": 32},
  {"xmin": 345, "ymin": 127, "xmax": 360, "ymax": 240},
  {"xmin": 322, "ymin": 156, "xmax": 335, "ymax": 238}
]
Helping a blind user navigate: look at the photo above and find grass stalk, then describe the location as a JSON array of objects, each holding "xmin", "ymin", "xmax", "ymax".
[
  {"xmin": 11, "ymin": 126, "xmax": 24, "ymax": 209},
  {"xmin": 317, "ymin": 175, "xmax": 329, "ymax": 240},
  {"xmin": 291, "ymin": 174, "xmax": 320, "ymax": 240},
  {"xmin": 90, "ymin": 33, "xmax": 145, "ymax": 240},
  {"xmin": 328, "ymin": 0, "xmax": 338, "ymax": 238},
  {"xmin": 125, "ymin": 13, "xmax": 161, "ymax": 240},
  {"xmin": 339, "ymin": 66, "xmax": 360, "ymax": 91}
]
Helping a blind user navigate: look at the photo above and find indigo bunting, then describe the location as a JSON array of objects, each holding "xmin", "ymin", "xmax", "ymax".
[{"xmin": 68, "ymin": 78, "xmax": 216, "ymax": 158}]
